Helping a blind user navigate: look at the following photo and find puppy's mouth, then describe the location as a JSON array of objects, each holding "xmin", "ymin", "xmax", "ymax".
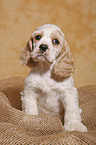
[{"xmin": 32, "ymin": 54, "xmax": 53, "ymax": 64}]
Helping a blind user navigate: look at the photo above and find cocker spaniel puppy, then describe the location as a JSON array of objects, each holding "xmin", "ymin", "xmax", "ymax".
[{"xmin": 20, "ymin": 24, "xmax": 87, "ymax": 132}]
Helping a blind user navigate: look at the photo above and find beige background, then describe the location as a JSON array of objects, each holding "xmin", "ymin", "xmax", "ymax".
[{"xmin": 0, "ymin": 0, "xmax": 96, "ymax": 87}]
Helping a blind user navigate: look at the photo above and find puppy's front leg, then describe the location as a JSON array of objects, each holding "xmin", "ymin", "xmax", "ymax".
[
  {"xmin": 61, "ymin": 87, "xmax": 87, "ymax": 132},
  {"xmin": 21, "ymin": 86, "xmax": 38, "ymax": 115}
]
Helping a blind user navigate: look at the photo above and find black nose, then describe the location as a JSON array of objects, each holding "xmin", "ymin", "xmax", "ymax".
[{"xmin": 39, "ymin": 44, "xmax": 48, "ymax": 52}]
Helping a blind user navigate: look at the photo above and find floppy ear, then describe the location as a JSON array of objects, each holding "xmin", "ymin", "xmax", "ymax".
[
  {"xmin": 19, "ymin": 37, "xmax": 37, "ymax": 67},
  {"xmin": 52, "ymin": 40, "xmax": 75, "ymax": 78}
]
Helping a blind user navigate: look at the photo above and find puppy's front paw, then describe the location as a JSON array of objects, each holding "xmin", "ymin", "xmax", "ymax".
[
  {"xmin": 25, "ymin": 109, "xmax": 39, "ymax": 115},
  {"xmin": 64, "ymin": 122, "xmax": 87, "ymax": 132}
]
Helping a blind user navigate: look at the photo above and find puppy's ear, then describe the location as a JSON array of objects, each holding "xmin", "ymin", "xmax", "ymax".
[
  {"xmin": 52, "ymin": 40, "xmax": 75, "ymax": 78},
  {"xmin": 19, "ymin": 37, "xmax": 37, "ymax": 67}
]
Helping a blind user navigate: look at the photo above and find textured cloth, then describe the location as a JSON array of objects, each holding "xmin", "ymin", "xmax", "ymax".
[{"xmin": 0, "ymin": 77, "xmax": 96, "ymax": 144}]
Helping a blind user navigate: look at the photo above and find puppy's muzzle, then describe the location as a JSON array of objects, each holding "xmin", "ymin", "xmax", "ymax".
[{"xmin": 39, "ymin": 44, "xmax": 48, "ymax": 53}]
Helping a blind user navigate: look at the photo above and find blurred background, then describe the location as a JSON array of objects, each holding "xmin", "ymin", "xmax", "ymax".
[{"xmin": 0, "ymin": 0, "xmax": 96, "ymax": 87}]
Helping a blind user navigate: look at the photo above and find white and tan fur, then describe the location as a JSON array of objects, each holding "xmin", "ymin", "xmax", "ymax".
[{"xmin": 20, "ymin": 24, "xmax": 87, "ymax": 132}]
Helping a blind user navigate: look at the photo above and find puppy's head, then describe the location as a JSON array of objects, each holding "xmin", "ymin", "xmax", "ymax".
[{"xmin": 20, "ymin": 24, "xmax": 75, "ymax": 77}]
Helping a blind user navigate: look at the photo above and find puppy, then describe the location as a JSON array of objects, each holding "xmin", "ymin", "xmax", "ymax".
[{"xmin": 20, "ymin": 24, "xmax": 87, "ymax": 132}]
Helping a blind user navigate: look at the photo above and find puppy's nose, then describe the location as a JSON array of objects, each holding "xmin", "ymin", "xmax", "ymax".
[{"xmin": 39, "ymin": 44, "xmax": 48, "ymax": 52}]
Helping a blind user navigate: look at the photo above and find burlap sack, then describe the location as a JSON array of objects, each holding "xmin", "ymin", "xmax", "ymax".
[{"xmin": 0, "ymin": 77, "xmax": 96, "ymax": 144}]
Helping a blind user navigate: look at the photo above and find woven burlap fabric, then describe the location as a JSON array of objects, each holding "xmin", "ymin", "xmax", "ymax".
[{"xmin": 0, "ymin": 77, "xmax": 96, "ymax": 144}]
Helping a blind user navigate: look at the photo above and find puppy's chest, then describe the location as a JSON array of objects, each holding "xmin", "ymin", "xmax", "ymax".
[
  {"xmin": 32, "ymin": 75, "xmax": 63, "ymax": 114},
  {"xmin": 31, "ymin": 73, "xmax": 61, "ymax": 93},
  {"xmin": 27, "ymin": 73, "xmax": 64, "ymax": 114}
]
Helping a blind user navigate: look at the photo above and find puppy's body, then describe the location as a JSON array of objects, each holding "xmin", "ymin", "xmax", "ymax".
[
  {"xmin": 22, "ymin": 63, "xmax": 74, "ymax": 115},
  {"xmin": 20, "ymin": 24, "xmax": 87, "ymax": 132}
]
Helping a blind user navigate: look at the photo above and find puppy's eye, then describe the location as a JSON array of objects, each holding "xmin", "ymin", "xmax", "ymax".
[
  {"xmin": 52, "ymin": 39, "xmax": 59, "ymax": 45},
  {"xmin": 35, "ymin": 35, "xmax": 42, "ymax": 40}
]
